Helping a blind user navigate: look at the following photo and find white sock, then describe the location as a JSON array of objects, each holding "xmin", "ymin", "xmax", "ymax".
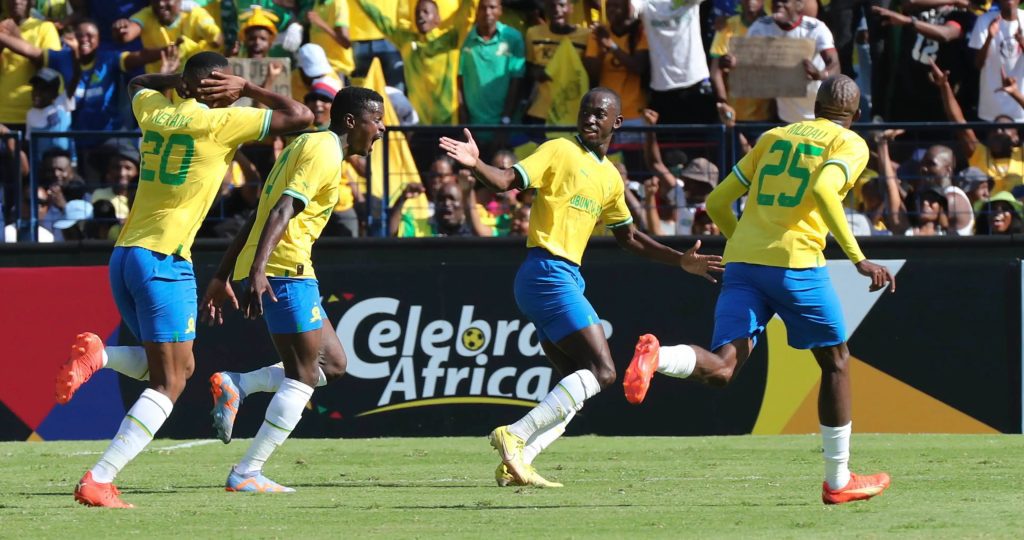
[
  {"xmin": 235, "ymin": 378, "xmax": 313, "ymax": 475},
  {"xmin": 821, "ymin": 422, "xmax": 852, "ymax": 490},
  {"xmin": 523, "ymin": 409, "xmax": 576, "ymax": 465},
  {"xmin": 237, "ymin": 363, "xmax": 327, "ymax": 396},
  {"xmin": 102, "ymin": 346, "xmax": 149, "ymax": 380},
  {"xmin": 657, "ymin": 345, "xmax": 696, "ymax": 378},
  {"xmin": 90, "ymin": 389, "xmax": 172, "ymax": 483},
  {"xmin": 508, "ymin": 369, "xmax": 600, "ymax": 441}
]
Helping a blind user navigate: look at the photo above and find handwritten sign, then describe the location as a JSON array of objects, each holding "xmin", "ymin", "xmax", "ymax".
[
  {"xmin": 728, "ymin": 37, "xmax": 815, "ymax": 98},
  {"xmin": 226, "ymin": 57, "xmax": 292, "ymax": 106}
]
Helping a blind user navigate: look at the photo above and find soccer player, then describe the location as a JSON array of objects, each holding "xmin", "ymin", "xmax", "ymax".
[
  {"xmin": 622, "ymin": 75, "xmax": 896, "ymax": 505},
  {"xmin": 202, "ymin": 87, "xmax": 385, "ymax": 493},
  {"xmin": 54, "ymin": 51, "xmax": 313, "ymax": 508},
  {"xmin": 438, "ymin": 87, "xmax": 723, "ymax": 488}
]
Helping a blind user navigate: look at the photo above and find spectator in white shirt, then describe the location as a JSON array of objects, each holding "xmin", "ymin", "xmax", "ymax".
[{"xmin": 968, "ymin": 0, "xmax": 1024, "ymax": 122}]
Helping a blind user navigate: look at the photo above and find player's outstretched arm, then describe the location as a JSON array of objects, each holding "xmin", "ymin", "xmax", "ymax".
[
  {"xmin": 197, "ymin": 71, "xmax": 313, "ymax": 135},
  {"xmin": 127, "ymin": 72, "xmax": 182, "ymax": 98},
  {"xmin": 611, "ymin": 225, "xmax": 724, "ymax": 283},
  {"xmin": 241, "ymin": 196, "xmax": 303, "ymax": 319},
  {"xmin": 811, "ymin": 165, "xmax": 896, "ymax": 293},
  {"xmin": 439, "ymin": 129, "xmax": 519, "ymax": 192}
]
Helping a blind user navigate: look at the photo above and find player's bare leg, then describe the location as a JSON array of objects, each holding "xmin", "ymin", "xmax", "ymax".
[
  {"xmin": 226, "ymin": 329, "xmax": 323, "ymax": 493},
  {"xmin": 491, "ymin": 324, "xmax": 613, "ymax": 487},
  {"xmin": 76, "ymin": 341, "xmax": 194, "ymax": 508},
  {"xmin": 625, "ymin": 335, "xmax": 753, "ymax": 404},
  {"xmin": 813, "ymin": 344, "xmax": 890, "ymax": 504}
]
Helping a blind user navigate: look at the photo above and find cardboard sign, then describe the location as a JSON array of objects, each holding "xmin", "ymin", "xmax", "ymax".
[
  {"xmin": 226, "ymin": 57, "xmax": 292, "ymax": 106},
  {"xmin": 728, "ymin": 37, "xmax": 816, "ymax": 98}
]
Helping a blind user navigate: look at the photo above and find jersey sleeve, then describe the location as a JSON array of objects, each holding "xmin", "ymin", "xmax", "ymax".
[
  {"xmin": 334, "ymin": 0, "xmax": 349, "ymax": 27},
  {"xmin": 38, "ymin": 20, "xmax": 61, "ymax": 51},
  {"xmin": 813, "ymin": 21, "xmax": 835, "ymax": 53},
  {"xmin": 511, "ymin": 139, "xmax": 566, "ymax": 190},
  {"xmin": 281, "ymin": 136, "xmax": 333, "ymax": 207},
  {"xmin": 129, "ymin": 7, "xmax": 149, "ymax": 27},
  {"xmin": 44, "ymin": 47, "xmax": 73, "ymax": 78},
  {"xmin": 601, "ymin": 178, "xmax": 633, "ymax": 229},
  {"xmin": 210, "ymin": 106, "xmax": 273, "ymax": 148},
  {"xmin": 968, "ymin": 13, "xmax": 991, "ymax": 49},
  {"xmin": 195, "ymin": 9, "xmax": 222, "ymax": 43},
  {"xmin": 730, "ymin": 132, "xmax": 768, "ymax": 190},
  {"xmin": 708, "ymin": 25, "xmax": 730, "ymax": 57},
  {"xmin": 822, "ymin": 134, "xmax": 870, "ymax": 190},
  {"xmin": 131, "ymin": 88, "xmax": 170, "ymax": 120},
  {"xmin": 509, "ymin": 29, "xmax": 527, "ymax": 77}
]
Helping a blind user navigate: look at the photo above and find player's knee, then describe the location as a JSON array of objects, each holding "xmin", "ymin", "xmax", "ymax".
[
  {"xmin": 320, "ymin": 349, "xmax": 347, "ymax": 381},
  {"xmin": 707, "ymin": 364, "xmax": 735, "ymax": 387},
  {"xmin": 818, "ymin": 349, "xmax": 849, "ymax": 374},
  {"xmin": 295, "ymin": 362, "xmax": 322, "ymax": 388}
]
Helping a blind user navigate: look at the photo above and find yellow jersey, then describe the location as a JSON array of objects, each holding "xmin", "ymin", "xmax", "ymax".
[
  {"xmin": 347, "ymin": 0, "xmax": 396, "ymax": 41},
  {"xmin": 130, "ymin": 5, "xmax": 221, "ymax": 73},
  {"xmin": 0, "ymin": 17, "xmax": 60, "ymax": 124},
  {"xmin": 525, "ymin": 24, "xmax": 590, "ymax": 120},
  {"xmin": 968, "ymin": 144, "xmax": 1023, "ymax": 195},
  {"xmin": 708, "ymin": 15, "xmax": 772, "ymax": 122},
  {"xmin": 117, "ymin": 89, "xmax": 272, "ymax": 261},
  {"xmin": 584, "ymin": 28, "xmax": 648, "ymax": 119},
  {"xmin": 724, "ymin": 118, "xmax": 869, "ymax": 268},
  {"xmin": 310, "ymin": 0, "xmax": 354, "ymax": 76},
  {"xmin": 513, "ymin": 136, "xmax": 633, "ymax": 265},
  {"xmin": 234, "ymin": 131, "xmax": 344, "ymax": 280}
]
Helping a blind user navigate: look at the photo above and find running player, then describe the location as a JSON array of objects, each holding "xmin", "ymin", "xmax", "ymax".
[
  {"xmin": 55, "ymin": 52, "xmax": 313, "ymax": 508},
  {"xmin": 201, "ymin": 87, "xmax": 385, "ymax": 492},
  {"xmin": 439, "ymin": 87, "xmax": 723, "ymax": 487},
  {"xmin": 623, "ymin": 75, "xmax": 896, "ymax": 505}
]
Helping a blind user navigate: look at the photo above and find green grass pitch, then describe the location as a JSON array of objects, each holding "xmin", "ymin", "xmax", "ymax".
[{"xmin": 2, "ymin": 435, "xmax": 1022, "ymax": 538}]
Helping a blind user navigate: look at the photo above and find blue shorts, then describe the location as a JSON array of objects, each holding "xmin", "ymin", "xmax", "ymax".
[
  {"xmin": 239, "ymin": 277, "xmax": 325, "ymax": 335},
  {"xmin": 514, "ymin": 248, "xmax": 601, "ymax": 344},
  {"xmin": 109, "ymin": 246, "xmax": 197, "ymax": 343},
  {"xmin": 711, "ymin": 262, "xmax": 846, "ymax": 351}
]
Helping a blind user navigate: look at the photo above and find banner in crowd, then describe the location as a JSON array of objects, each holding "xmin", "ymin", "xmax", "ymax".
[{"xmin": 0, "ymin": 244, "xmax": 1019, "ymax": 441}]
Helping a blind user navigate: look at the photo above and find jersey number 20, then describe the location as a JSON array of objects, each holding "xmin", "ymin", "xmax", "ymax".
[
  {"xmin": 756, "ymin": 140, "xmax": 824, "ymax": 208},
  {"xmin": 140, "ymin": 132, "xmax": 195, "ymax": 186}
]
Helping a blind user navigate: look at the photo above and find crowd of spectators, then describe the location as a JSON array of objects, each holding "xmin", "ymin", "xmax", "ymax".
[{"xmin": 2, "ymin": 0, "xmax": 1024, "ymax": 243}]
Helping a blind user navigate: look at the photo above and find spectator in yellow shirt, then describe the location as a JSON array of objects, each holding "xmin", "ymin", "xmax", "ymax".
[
  {"xmin": 583, "ymin": 0, "xmax": 648, "ymax": 138},
  {"xmin": 708, "ymin": 0, "xmax": 773, "ymax": 123},
  {"xmin": 306, "ymin": 0, "xmax": 354, "ymax": 78},
  {"xmin": 112, "ymin": 0, "xmax": 222, "ymax": 73},
  {"xmin": 524, "ymin": 0, "xmax": 589, "ymax": 123},
  {"xmin": 0, "ymin": 0, "xmax": 60, "ymax": 127}
]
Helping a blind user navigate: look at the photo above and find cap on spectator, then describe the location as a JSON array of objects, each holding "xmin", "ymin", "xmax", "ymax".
[
  {"xmin": 111, "ymin": 141, "xmax": 141, "ymax": 165},
  {"xmin": 240, "ymin": 6, "xmax": 279, "ymax": 38},
  {"xmin": 30, "ymin": 67, "xmax": 62, "ymax": 87},
  {"xmin": 679, "ymin": 158, "xmax": 719, "ymax": 187},
  {"xmin": 958, "ymin": 167, "xmax": 993, "ymax": 191},
  {"xmin": 54, "ymin": 199, "xmax": 93, "ymax": 230},
  {"xmin": 985, "ymin": 190, "xmax": 1024, "ymax": 216},
  {"xmin": 305, "ymin": 78, "xmax": 341, "ymax": 102},
  {"xmin": 297, "ymin": 44, "xmax": 332, "ymax": 78}
]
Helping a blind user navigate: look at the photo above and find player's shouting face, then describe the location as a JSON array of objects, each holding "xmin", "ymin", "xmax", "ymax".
[
  {"xmin": 576, "ymin": 89, "xmax": 624, "ymax": 151},
  {"xmin": 349, "ymin": 100, "xmax": 385, "ymax": 156}
]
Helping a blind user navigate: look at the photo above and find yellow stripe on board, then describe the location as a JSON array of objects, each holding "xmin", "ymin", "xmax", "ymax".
[{"xmin": 356, "ymin": 397, "xmax": 539, "ymax": 417}]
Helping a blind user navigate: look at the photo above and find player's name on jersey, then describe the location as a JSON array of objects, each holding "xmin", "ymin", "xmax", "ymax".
[{"xmin": 226, "ymin": 57, "xmax": 293, "ymax": 107}]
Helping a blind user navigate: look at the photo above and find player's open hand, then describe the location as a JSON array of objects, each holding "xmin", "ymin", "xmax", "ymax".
[
  {"xmin": 439, "ymin": 128, "xmax": 480, "ymax": 169},
  {"xmin": 679, "ymin": 240, "xmax": 725, "ymax": 283},
  {"xmin": 855, "ymin": 259, "xmax": 896, "ymax": 293},
  {"xmin": 200, "ymin": 277, "xmax": 238, "ymax": 326},
  {"xmin": 198, "ymin": 71, "xmax": 248, "ymax": 107},
  {"xmin": 242, "ymin": 271, "xmax": 278, "ymax": 320}
]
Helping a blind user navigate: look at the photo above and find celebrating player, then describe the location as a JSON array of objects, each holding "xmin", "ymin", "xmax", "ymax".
[
  {"xmin": 439, "ymin": 87, "xmax": 723, "ymax": 488},
  {"xmin": 202, "ymin": 87, "xmax": 385, "ymax": 493},
  {"xmin": 55, "ymin": 52, "xmax": 313, "ymax": 508},
  {"xmin": 623, "ymin": 75, "xmax": 896, "ymax": 505}
]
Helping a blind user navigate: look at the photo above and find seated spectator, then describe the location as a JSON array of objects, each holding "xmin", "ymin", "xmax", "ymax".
[
  {"xmin": 958, "ymin": 166, "xmax": 993, "ymax": 206},
  {"xmin": 905, "ymin": 186, "xmax": 950, "ymax": 236},
  {"xmin": 292, "ymin": 43, "xmax": 344, "ymax": 106},
  {"xmin": 968, "ymin": 0, "xmax": 1024, "ymax": 122},
  {"xmin": 508, "ymin": 204, "xmax": 531, "ymax": 237},
  {"xmin": 53, "ymin": 196, "xmax": 91, "ymax": 240},
  {"xmin": 459, "ymin": 0, "xmax": 525, "ymax": 150},
  {"xmin": 583, "ymin": 0, "xmax": 648, "ymax": 130},
  {"xmin": 709, "ymin": 0, "xmax": 773, "ymax": 124},
  {"xmin": 356, "ymin": 0, "xmax": 473, "ymax": 125},
  {"xmin": 856, "ymin": 176, "xmax": 894, "ymax": 235},
  {"xmin": 113, "ymin": 0, "xmax": 222, "ymax": 73},
  {"xmin": 742, "ymin": 0, "xmax": 839, "ymax": 122},
  {"xmin": 691, "ymin": 208, "xmax": 720, "ymax": 236},
  {"xmin": 389, "ymin": 154, "xmax": 456, "ymax": 236},
  {"xmin": 974, "ymin": 190, "xmax": 1024, "ymax": 234},
  {"xmin": 4, "ymin": 184, "xmax": 54, "ymax": 242},
  {"xmin": 430, "ymin": 181, "xmax": 479, "ymax": 237},
  {"xmin": 306, "ymin": 0, "xmax": 354, "ymax": 78},
  {"xmin": 932, "ymin": 62, "xmax": 1023, "ymax": 195},
  {"xmin": 84, "ymin": 198, "xmax": 121, "ymax": 240},
  {"xmin": 524, "ymin": 0, "xmax": 590, "ymax": 124},
  {"xmin": 91, "ymin": 142, "xmax": 140, "ymax": 220},
  {"xmin": 26, "ymin": 67, "xmax": 74, "ymax": 159},
  {"xmin": 304, "ymin": 81, "xmax": 337, "ymax": 130},
  {"xmin": 0, "ymin": 0, "xmax": 60, "ymax": 129}
]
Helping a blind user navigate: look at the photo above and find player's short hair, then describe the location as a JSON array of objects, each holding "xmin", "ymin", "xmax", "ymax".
[
  {"xmin": 582, "ymin": 87, "xmax": 622, "ymax": 116},
  {"xmin": 330, "ymin": 87, "xmax": 384, "ymax": 127},
  {"xmin": 815, "ymin": 75, "xmax": 860, "ymax": 120},
  {"xmin": 182, "ymin": 51, "xmax": 229, "ymax": 85}
]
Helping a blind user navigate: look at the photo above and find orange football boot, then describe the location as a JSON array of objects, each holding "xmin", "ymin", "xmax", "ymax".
[
  {"xmin": 623, "ymin": 334, "xmax": 660, "ymax": 404},
  {"xmin": 822, "ymin": 472, "xmax": 891, "ymax": 504},
  {"xmin": 56, "ymin": 332, "xmax": 105, "ymax": 404},
  {"xmin": 74, "ymin": 471, "xmax": 134, "ymax": 508}
]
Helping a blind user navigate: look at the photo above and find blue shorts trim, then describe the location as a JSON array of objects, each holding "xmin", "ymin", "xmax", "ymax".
[
  {"xmin": 711, "ymin": 263, "xmax": 846, "ymax": 351},
  {"xmin": 239, "ymin": 277, "xmax": 325, "ymax": 335},
  {"xmin": 109, "ymin": 246, "xmax": 197, "ymax": 343},
  {"xmin": 514, "ymin": 248, "xmax": 601, "ymax": 344}
]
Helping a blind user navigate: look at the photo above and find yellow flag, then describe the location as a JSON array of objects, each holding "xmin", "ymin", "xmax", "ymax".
[
  {"xmin": 359, "ymin": 58, "xmax": 423, "ymax": 204},
  {"xmin": 545, "ymin": 38, "xmax": 589, "ymax": 128}
]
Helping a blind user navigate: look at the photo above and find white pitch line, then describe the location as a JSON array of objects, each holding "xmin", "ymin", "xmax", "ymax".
[{"xmin": 61, "ymin": 439, "xmax": 218, "ymax": 456}]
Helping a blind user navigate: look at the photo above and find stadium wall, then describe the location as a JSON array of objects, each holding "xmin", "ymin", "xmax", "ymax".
[{"xmin": 0, "ymin": 237, "xmax": 1021, "ymax": 441}]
